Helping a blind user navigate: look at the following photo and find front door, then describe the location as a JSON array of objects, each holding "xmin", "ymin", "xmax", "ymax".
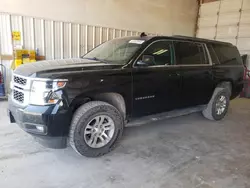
[
  {"xmin": 132, "ymin": 40, "xmax": 181, "ymax": 117},
  {"xmin": 173, "ymin": 41, "xmax": 214, "ymax": 107}
]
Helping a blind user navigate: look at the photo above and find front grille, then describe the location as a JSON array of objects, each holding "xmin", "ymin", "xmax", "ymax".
[
  {"xmin": 13, "ymin": 89, "xmax": 24, "ymax": 103},
  {"xmin": 14, "ymin": 76, "xmax": 27, "ymax": 85}
]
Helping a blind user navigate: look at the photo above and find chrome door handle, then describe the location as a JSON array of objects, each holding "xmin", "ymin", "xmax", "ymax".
[{"xmin": 169, "ymin": 72, "xmax": 180, "ymax": 77}]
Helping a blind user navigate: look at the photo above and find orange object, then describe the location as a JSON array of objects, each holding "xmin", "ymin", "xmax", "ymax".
[
  {"xmin": 48, "ymin": 99, "xmax": 55, "ymax": 103},
  {"xmin": 57, "ymin": 81, "xmax": 66, "ymax": 88}
]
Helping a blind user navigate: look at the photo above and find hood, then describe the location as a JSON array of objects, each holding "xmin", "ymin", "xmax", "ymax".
[{"xmin": 14, "ymin": 58, "xmax": 122, "ymax": 78}]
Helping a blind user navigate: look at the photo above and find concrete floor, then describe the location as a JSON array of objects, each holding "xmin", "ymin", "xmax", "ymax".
[{"xmin": 0, "ymin": 98, "xmax": 250, "ymax": 188}]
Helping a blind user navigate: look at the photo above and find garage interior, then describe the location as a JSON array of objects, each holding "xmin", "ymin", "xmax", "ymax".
[{"xmin": 0, "ymin": 0, "xmax": 250, "ymax": 187}]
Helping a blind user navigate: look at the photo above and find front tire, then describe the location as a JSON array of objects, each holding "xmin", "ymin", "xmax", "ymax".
[
  {"xmin": 202, "ymin": 87, "xmax": 230, "ymax": 120},
  {"xmin": 69, "ymin": 101, "xmax": 124, "ymax": 157}
]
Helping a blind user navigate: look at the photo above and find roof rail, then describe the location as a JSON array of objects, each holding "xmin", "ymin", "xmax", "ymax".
[
  {"xmin": 173, "ymin": 35, "xmax": 197, "ymax": 39},
  {"xmin": 172, "ymin": 35, "xmax": 231, "ymax": 45}
]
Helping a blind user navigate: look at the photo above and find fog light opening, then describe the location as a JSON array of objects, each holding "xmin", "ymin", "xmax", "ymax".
[{"xmin": 36, "ymin": 125, "xmax": 45, "ymax": 132}]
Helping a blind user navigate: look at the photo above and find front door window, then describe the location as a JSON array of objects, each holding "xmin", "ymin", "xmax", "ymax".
[{"xmin": 135, "ymin": 41, "xmax": 173, "ymax": 67}]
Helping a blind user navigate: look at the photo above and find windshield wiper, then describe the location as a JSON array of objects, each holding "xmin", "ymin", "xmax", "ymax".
[{"xmin": 82, "ymin": 57, "xmax": 110, "ymax": 64}]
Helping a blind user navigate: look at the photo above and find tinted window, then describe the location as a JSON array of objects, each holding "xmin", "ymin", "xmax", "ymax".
[
  {"xmin": 207, "ymin": 44, "xmax": 220, "ymax": 64},
  {"xmin": 137, "ymin": 40, "xmax": 172, "ymax": 66},
  {"xmin": 212, "ymin": 44, "xmax": 241, "ymax": 64},
  {"xmin": 174, "ymin": 42, "xmax": 207, "ymax": 65}
]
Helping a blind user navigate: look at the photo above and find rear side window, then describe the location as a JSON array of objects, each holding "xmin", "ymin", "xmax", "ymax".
[
  {"xmin": 174, "ymin": 41, "xmax": 207, "ymax": 65},
  {"xmin": 212, "ymin": 44, "xmax": 241, "ymax": 65}
]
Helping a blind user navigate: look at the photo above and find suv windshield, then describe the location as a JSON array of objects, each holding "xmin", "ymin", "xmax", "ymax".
[{"xmin": 82, "ymin": 38, "xmax": 145, "ymax": 64}]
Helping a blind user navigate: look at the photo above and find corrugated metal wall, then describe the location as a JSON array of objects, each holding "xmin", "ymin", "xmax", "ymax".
[
  {"xmin": 197, "ymin": 0, "xmax": 250, "ymax": 63},
  {"xmin": 0, "ymin": 12, "xmax": 156, "ymax": 58},
  {"xmin": 0, "ymin": 12, "xmax": 156, "ymax": 93}
]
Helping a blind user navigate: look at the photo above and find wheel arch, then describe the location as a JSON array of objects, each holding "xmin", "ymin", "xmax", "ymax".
[
  {"xmin": 70, "ymin": 92, "xmax": 126, "ymax": 120},
  {"xmin": 92, "ymin": 92, "xmax": 126, "ymax": 120},
  {"xmin": 216, "ymin": 80, "xmax": 233, "ymax": 96}
]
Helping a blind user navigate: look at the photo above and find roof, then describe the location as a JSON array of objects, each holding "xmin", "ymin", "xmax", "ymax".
[
  {"xmin": 119, "ymin": 36, "xmax": 153, "ymax": 41},
  {"xmin": 171, "ymin": 35, "xmax": 232, "ymax": 45},
  {"xmin": 120, "ymin": 35, "xmax": 232, "ymax": 46}
]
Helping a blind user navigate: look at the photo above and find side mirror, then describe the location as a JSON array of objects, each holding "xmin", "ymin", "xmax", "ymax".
[
  {"xmin": 137, "ymin": 55, "xmax": 155, "ymax": 66},
  {"xmin": 137, "ymin": 60, "xmax": 148, "ymax": 66}
]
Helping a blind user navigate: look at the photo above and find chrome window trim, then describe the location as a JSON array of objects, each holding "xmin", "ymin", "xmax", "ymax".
[
  {"xmin": 132, "ymin": 39, "xmax": 213, "ymax": 69},
  {"xmin": 206, "ymin": 43, "xmax": 220, "ymax": 65},
  {"xmin": 204, "ymin": 44, "xmax": 213, "ymax": 66}
]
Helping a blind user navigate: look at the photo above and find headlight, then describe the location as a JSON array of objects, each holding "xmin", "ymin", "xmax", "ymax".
[{"xmin": 29, "ymin": 80, "xmax": 67, "ymax": 105}]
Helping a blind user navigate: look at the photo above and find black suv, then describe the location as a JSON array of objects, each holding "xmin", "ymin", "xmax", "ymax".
[{"xmin": 8, "ymin": 35, "xmax": 244, "ymax": 157}]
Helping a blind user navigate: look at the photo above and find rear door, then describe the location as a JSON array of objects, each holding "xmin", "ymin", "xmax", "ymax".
[{"xmin": 173, "ymin": 41, "xmax": 214, "ymax": 107}]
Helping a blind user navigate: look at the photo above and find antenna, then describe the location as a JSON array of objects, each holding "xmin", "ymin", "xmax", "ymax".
[{"xmin": 140, "ymin": 32, "xmax": 147, "ymax": 37}]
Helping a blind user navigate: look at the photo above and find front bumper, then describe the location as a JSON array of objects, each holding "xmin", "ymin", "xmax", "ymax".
[{"xmin": 8, "ymin": 99, "xmax": 72, "ymax": 148}]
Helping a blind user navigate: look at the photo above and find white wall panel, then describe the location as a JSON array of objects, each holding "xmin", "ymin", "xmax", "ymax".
[
  {"xmin": 79, "ymin": 25, "xmax": 86, "ymax": 56},
  {"xmin": 0, "ymin": 12, "xmax": 157, "ymax": 92},
  {"xmin": 10, "ymin": 15, "xmax": 21, "ymax": 31},
  {"xmin": 63, "ymin": 23, "xmax": 71, "ymax": 59},
  {"xmin": 23, "ymin": 17, "xmax": 34, "ymax": 50},
  {"xmin": 44, "ymin": 20, "xmax": 53, "ymax": 60},
  {"xmin": 127, "ymin": 31, "xmax": 132, "ymax": 37},
  {"xmin": 0, "ymin": 0, "xmax": 198, "ymax": 36},
  {"xmin": 10, "ymin": 15, "xmax": 23, "ymax": 46},
  {"xmin": 121, "ymin": 30, "xmax": 126, "ymax": 37},
  {"xmin": 198, "ymin": 16, "xmax": 217, "ymax": 27},
  {"xmin": 115, "ymin": 29, "xmax": 120, "ymax": 38},
  {"xmin": 197, "ymin": 0, "xmax": 250, "ymax": 66},
  {"xmin": 72, "ymin": 23, "xmax": 79, "ymax": 58},
  {"xmin": 0, "ymin": 13, "xmax": 12, "ymax": 54},
  {"xmin": 54, "ymin": 21, "xmax": 62, "ymax": 59},
  {"xmin": 87, "ymin": 25, "xmax": 94, "ymax": 51},
  {"xmin": 217, "ymin": 38, "xmax": 237, "ymax": 45},
  {"xmin": 1, "ymin": 12, "xmax": 148, "ymax": 58},
  {"xmin": 108, "ymin": 29, "xmax": 114, "ymax": 40},
  {"xmin": 237, "ymin": 38, "xmax": 250, "ymax": 50},
  {"xmin": 242, "ymin": 0, "xmax": 250, "ymax": 10},
  {"xmin": 240, "ymin": 10, "xmax": 250, "ymax": 23},
  {"xmin": 216, "ymin": 26, "xmax": 238, "ymax": 38},
  {"xmin": 240, "ymin": 50, "xmax": 250, "ymax": 55},
  {"xmin": 218, "ymin": 13, "xmax": 240, "ymax": 26},
  {"xmin": 196, "ymin": 27, "xmax": 216, "ymax": 39},
  {"xmin": 102, "ymin": 28, "xmax": 108, "ymax": 43},
  {"xmin": 199, "ymin": 1, "xmax": 220, "ymax": 17},
  {"xmin": 34, "ymin": 19, "xmax": 44, "ymax": 56},
  {"xmin": 132, "ymin": 31, "xmax": 137, "ymax": 36},
  {"xmin": 220, "ymin": 0, "xmax": 242, "ymax": 13},
  {"xmin": 95, "ymin": 27, "xmax": 101, "ymax": 46},
  {"xmin": 238, "ymin": 25, "xmax": 250, "ymax": 37},
  {"xmin": 1, "ymin": 60, "xmax": 12, "ymax": 93}
]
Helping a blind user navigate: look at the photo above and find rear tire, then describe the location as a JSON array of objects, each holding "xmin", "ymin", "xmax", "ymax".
[
  {"xmin": 69, "ymin": 101, "xmax": 124, "ymax": 157},
  {"xmin": 202, "ymin": 87, "xmax": 230, "ymax": 121}
]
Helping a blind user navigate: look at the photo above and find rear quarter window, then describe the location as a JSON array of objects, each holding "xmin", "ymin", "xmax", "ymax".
[{"xmin": 212, "ymin": 44, "xmax": 242, "ymax": 65}]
